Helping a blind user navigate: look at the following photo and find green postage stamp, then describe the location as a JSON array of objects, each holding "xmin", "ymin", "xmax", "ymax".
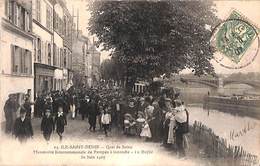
[{"xmin": 211, "ymin": 10, "xmax": 259, "ymax": 69}]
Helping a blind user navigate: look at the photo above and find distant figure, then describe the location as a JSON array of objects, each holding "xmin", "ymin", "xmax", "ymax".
[
  {"xmin": 101, "ymin": 105, "xmax": 111, "ymax": 137},
  {"xmin": 69, "ymin": 94, "xmax": 76, "ymax": 120},
  {"xmin": 23, "ymin": 95, "xmax": 34, "ymax": 119},
  {"xmin": 4, "ymin": 95, "xmax": 19, "ymax": 134},
  {"xmin": 41, "ymin": 109, "xmax": 54, "ymax": 143},
  {"xmin": 55, "ymin": 106, "xmax": 67, "ymax": 141},
  {"xmin": 80, "ymin": 95, "xmax": 90, "ymax": 120},
  {"xmin": 88, "ymin": 99, "xmax": 98, "ymax": 132},
  {"xmin": 13, "ymin": 107, "xmax": 33, "ymax": 143}
]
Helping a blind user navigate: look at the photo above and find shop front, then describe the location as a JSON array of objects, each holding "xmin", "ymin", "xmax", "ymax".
[
  {"xmin": 54, "ymin": 68, "xmax": 63, "ymax": 91},
  {"xmin": 34, "ymin": 63, "xmax": 55, "ymax": 96}
]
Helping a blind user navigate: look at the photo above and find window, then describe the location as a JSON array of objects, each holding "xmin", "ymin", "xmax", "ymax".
[
  {"xmin": 5, "ymin": 0, "xmax": 9, "ymax": 17},
  {"xmin": 46, "ymin": 5, "xmax": 53, "ymax": 30},
  {"xmin": 63, "ymin": 15, "xmax": 66, "ymax": 36},
  {"xmin": 60, "ymin": 48, "xmax": 63, "ymax": 67},
  {"xmin": 60, "ymin": 18, "xmax": 63, "ymax": 35},
  {"xmin": 37, "ymin": 38, "xmax": 41, "ymax": 62},
  {"xmin": 24, "ymin": 50, "xmax": 32, "ymax": 74},
  {"xmin": 47, "ymin": 43, "xmax": 51, "ymax": 65},
  {"xmin": 11, "ymin": 45, "xmax": 32, "ymax": 75},
  {"xmin": 12, "ymin": 45, "xmax": 21, "ymax": 73},
  {"xmin": 64, "ymin": 49, "xmax": 67, "ymax": 68},
  {"xmin": 54, "ymin": 12, "xmax": 59, "ymax": 32},
  {"xmin": 53, "ymin": 44, "xmax": 56, "ymax": 66},
  {"xmin": 7, "ymin": 1, "xmax": 31, "ymax": 32},
  {"xmin": 36, "ymin": 0, "xmax": 41, "ymax": 22},
  {"xmin": 57, "ymin": 48, "xmax": 60, "ymax": 66}
]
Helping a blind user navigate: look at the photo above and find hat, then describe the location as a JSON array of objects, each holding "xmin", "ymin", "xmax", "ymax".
[
  {"xmin": 124, "ymin": 113, "xmax": 133, "ymax": 119},
  {"xmin": 137, "ymin": 111, "xmax": 145, "ymax": 118},
  {"xmin": 175, "ymin": 99, "xmax": 182, "ymax": 106},
  {"xmin": 165, "ymin": 98, "xmax": 171, "ymax": 102},
  {"xmin": 20, "ymin": 106, "xmax": 26, "ymax": 114},
  {"xmin": 45, "ymin": 109, "xmax": 51, "ymax": 112},
  {"xmin": 129, "ymin": 98, "xmax": 135, "ymax": 103}
]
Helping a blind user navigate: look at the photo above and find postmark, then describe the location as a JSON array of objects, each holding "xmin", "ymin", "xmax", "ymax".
[{"xmin": 211, "ymin": 10, "xmax": 259, "ymax": 69}]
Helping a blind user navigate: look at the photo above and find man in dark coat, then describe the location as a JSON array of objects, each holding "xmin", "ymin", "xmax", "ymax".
[
  {"xmin": 80, "ymin": 95, "xmax": 90, "ymax": 120},
  {"xmin": 13, "ymin": 107, "xmax": 33, "ymax": 143},
  {"xmin": 88, "ymin": 99, "xmax": 98, "ymax": 132},
  {"xmin": 34, "ymin": 95, "xmax": 45, "ymax": 117},
  {"xmin": 41, "ymin": 109, "xmax": 54, "ymax": 142},
  {"xmin": 4, "ymin": 95, "xmax": 19, "ymax": 134},
  {"xmin": 23, "ymin": 95, "xmax": 34, "ymax": 119}
]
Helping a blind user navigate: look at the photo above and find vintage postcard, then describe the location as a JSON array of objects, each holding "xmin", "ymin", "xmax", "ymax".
[{"xmin": 0, "ymin": 0, "xmax": 259, "ymax": 166}]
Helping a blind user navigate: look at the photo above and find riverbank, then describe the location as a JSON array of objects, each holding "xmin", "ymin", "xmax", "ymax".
[
  {"xmin": 203, "ymin": 96, "xmax": 260, "ymax": 119},
  {"xmin": 187, "ymin": 106, "xmax": 260, "ymax": 159}
]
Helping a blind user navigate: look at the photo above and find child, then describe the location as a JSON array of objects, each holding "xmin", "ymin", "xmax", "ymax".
[
  {"xmin": 55, "ymin": 106, "xmax": 67, "ymax": 141},
  {"xmin": 101, "ymin": 105, "xmax": 111, "ymax": 137},
  {"xmin": 140, "ymin": 121, "xmax": 152, "ymax": 140},
  {"xmin": 136, "ymin": 112, "xmax": 146, "ymax": 137},
  {"xmin": 41, "ymin": 109, "xmax": 54, "ymax": 143}
]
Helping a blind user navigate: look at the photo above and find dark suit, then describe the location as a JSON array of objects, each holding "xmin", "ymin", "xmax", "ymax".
[
  {"xmin": 41, "ymin": 116, "xmax": 54, "ymax": 141},
  {"xmin": 13, "ymin": 117, "xmax": 33, "ymax": 142}
]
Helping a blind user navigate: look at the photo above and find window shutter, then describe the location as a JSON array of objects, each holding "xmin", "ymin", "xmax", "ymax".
[
  {"xmin": 33, "ymin": 39, "xmax": 36, "ymax": 62},
  {"xmin": 5, "ymin": 0, "xmax": 9, "ymax": 17},
  {"xmin": 11, "ymin": 44, "xmax": 14, "ymax": 73},
  {"xmin": 29, "ymin": 51, "xmax": 32, "ymax": 74},
  {"xmin": 21, "ymin": 48, "xmax": 25, "ymax": 73},
  {"xmin": 41, "ymin": 41, "xmax": 44, "ymax": 63},
  {"xmin": 13, "ymin": 2, "xmax": 17, "ymax": 25},
  {"xmin": 45, "ymin": 42, "xmax": 48, "ymax": 64}
]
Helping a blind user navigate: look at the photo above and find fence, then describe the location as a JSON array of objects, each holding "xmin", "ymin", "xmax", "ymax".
[{"xmin": 190, "ymin": 121, "xmax": 259, "ymax": 166}]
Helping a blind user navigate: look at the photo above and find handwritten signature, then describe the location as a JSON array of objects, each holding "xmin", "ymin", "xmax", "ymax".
[{"xmin": 229, "ymin": 122, "xmax": 258, "ymax": 141}]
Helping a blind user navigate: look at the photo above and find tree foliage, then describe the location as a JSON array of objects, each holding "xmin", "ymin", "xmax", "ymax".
[
  {"xmin": 100, "ymin": 58, "xmax": 125, "ymax": 82},
  {"xmin": 88, "ymin": 1, "xmax": 220, "ymax": 85}
]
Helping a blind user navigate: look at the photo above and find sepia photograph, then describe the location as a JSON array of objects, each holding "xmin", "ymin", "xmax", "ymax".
[{"xmin": 0, "ymin": 0, "xmax": 259, "ymax": 165}]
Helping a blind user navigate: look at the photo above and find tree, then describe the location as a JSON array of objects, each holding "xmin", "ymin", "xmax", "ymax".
[
  {"xmin": 88, "ymin": 1, "xmax": 220, "ymax": 90},
  {"xmin": 100, "ymin": 58, "xmax": 126, "ymax": 83}
]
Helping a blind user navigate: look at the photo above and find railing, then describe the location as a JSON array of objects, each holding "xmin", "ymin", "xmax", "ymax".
[{"xmin": 190, "ymin": 121, "xmax": 259, "ymax": 166}]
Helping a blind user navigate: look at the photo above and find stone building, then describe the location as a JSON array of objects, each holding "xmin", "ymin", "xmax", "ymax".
[
  {"xmin": 0, "ymin": 0, "xmax": 34, "ymax": 122},
  {"xmin": 72, "ymin": 31, "xmax": 92, "ymax": 87},
  {"xmin": 72, "ymin": 31, "xmax": 101, "ymax": 88},
  {"xmin": 89, "ymin": 45, "xmax": 101, "ymax": 87},
  {"xmin": 31, "ymin": 0, "xmax": 73, "ymax": 96}
]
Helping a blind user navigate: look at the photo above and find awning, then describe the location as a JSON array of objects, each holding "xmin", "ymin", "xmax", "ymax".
[{"xmin": 54, "ymin": 69, "xmax": 63, "ymax": 79}]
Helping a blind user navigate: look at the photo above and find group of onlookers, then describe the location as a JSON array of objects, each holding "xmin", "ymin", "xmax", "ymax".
[
  {"xmin": 118, "ymin": 90, "xmax": 189, "ymax": 158},
  {"xmin": 3, "ymin": 86, "xmax": 189, "ymax": 158}
]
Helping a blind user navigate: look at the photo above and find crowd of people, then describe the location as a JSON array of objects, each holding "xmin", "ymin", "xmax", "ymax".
[{"xmin": 3, "ymin": 85, "xmax": 189, "ymax": 158}]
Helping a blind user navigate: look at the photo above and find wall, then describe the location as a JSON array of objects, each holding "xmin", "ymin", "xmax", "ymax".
[
  {"xmin": 32, "ymin": 23, "xmax": 52, "ymax": 64},
  {"xmin": 0, "ymin": 20, "xmax": 34, "ymax": 123}
]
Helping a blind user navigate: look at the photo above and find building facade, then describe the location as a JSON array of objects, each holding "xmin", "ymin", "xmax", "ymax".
[
  {"xmin": 32, "ymin": 0, "xmax": 55, "ymax": 96},
  {"xmin": 89, "ymin": 45, "xmax": 101, "ymax": 87},
  {"xmin": 72, "ymin": 31, "xmax": 92, "ymax": 87},
  {"xmin": 31, "ymin": 0, "xmax": 73, "ymax": 96},
  {"xmin": 0, "ymin": 0, "xmax": 35, "ymax": 122}
]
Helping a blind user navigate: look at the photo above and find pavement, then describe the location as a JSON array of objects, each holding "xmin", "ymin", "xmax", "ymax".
[{"xmin": 0, "ymin": 114, "xmax": 212, "ymax": 166}]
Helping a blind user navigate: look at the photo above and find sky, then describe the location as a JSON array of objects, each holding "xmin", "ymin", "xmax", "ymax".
[{"xmin": 66, "ymin": 0, "xmax": 260, "ymax": 74}]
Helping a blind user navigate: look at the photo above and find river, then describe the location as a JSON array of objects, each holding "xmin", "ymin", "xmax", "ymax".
[{"xmin": 187, "ymin": 105, "xmax": 260, "ymax": 158}]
